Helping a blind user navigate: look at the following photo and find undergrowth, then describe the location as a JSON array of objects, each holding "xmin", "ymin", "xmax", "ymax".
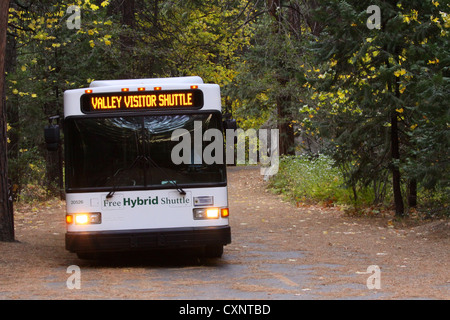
[{"xmin": 268, "ymin": 154, "xmax": 449, "ymax": 219}]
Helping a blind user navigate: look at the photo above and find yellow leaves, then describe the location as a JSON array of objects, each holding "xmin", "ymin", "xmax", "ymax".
[
  {"xmin": 410, "ymin": 124, "xmax": 418, "ymax": 130},
  {"xmin": 12, "ymin": 89, "xmax": 19, "ymax": 95},
  {"xmin": 101, "ymin": 34, "xmax": 112, "ymax": 46},
  {"xmin": 101, "ymin": 1, "xmax": 110, "ymax": 7},
  {"xmin": 428, "ymin": 58, "xmax": 440, "ymax": 64},
  {"xmin": 402, "ymin": 9, "xmax": 419, "ymax": 25},
  {"xmin": 440, "ymin": 11, "xmax": 450, "ymax": 29},
  {"xmin": 411, "ymin": 9, "xmax": 419, "ymax": 21},
  {"xmin": 89, "ymin": 40, "xmax": 95, "ymax": 48},
  {"xmin": 398, "ymin": 54, "xmax": 406, "ymax": 66},
  {"xmin": 431, "ymin": 16, "xmax": 440, "ymax": 23},
  {"xmin": 394, "ymin": 69, "xmax": 407, "ymax": 77},
  {"xmin": 395, "ymin": 107, "xmax": 404, "ymax": 114},
  {"xmin": 432, "ymin": 0, "xmax": 439, "ymax": 7}
]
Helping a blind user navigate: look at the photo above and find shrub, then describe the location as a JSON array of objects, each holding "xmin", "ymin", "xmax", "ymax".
[{"xmin": 268, "ymin": 154, "xmax": 375, "ymax": 206}]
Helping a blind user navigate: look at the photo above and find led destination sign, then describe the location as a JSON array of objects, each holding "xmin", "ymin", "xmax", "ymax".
[{"xmin": 81, "ymin": 89, "xmax": 204, "ymax": 113}]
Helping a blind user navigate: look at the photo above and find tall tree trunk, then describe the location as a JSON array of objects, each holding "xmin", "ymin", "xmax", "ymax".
[
  {"xmin": 119, "ymin": 0, "xmax": 136, "ymax": 78},
  {"xmin": 408, "ymin": 178, "xmax": 417, "ymax": 208},
  {"xmin": 388, "ymin": 49, "xmax": 405, "ymax": 217},
  {"xmin": 277, "ymin": 95, "xmax": 295, "ymax": 156},
  {"xmin": 268, "ymin": 0, "xmax": 295, "ymax": 156},
  {"xmin": 391, "ymin": 109, "xmax": 404, "ymax": 217},
  {"xmin": 0, "ymin": 0, "xmax": 15, "ymax": 242}
]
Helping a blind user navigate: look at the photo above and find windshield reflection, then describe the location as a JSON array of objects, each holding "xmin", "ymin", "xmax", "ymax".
[{"xmin": 65, "ymin": 113, "xmax": 225, "ymax": 191}]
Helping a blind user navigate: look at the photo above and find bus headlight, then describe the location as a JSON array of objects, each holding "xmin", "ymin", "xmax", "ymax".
[
  {"xmin": 70, "ymin": 212, "xmax": 102, "ymax": 225},
  {"xmin": 206, "ymin": 208, "xmax": 220, "ymax": 219},
  {"xmin": 193, "ymin": 208, "xmax": 228, "ymax": 220}
]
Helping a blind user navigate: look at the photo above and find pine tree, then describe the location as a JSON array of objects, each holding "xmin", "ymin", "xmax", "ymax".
[{"xmin": 310, "ymin": 0, "xmax": 449, "ymax": 216}]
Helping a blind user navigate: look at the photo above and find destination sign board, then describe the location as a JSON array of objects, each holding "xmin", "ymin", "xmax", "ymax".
[{"xmin": 80, "ymin": 89, "xmax": 204, "ymax": 113}]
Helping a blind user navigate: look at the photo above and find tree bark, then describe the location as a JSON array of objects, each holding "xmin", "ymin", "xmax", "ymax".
[
  {"xmin": 277, "ymin": 95, "xmax": 295, "ymax": 156},
  {"xmin": 268, "ymin": 0, "xmax": 296, "ymax": 156},
  {"xmin": 0, "ymin": 0, "xmax": 15, "ymax": 242},
  {"xmin": 389, "ymin": 49, "xmax": 405, "ymax": 217},
  {"xmin": 408, "ymin": 178, "xmax": 417, "ymax": 208},
  {"xmin": 119, "ymin": 0, "xmax": 136, "ymax": 78},
  {"xmin": 391, "ymin": 109, "xmax": 404, "ymax": 217}
]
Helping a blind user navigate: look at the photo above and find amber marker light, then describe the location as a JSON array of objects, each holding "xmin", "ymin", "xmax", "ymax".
[
  {"xmin": 221, "ymin": 208, "xmax": 229, "ymax": 218},
  {"xmin": 85, "ymin": 89, "xmax": 93, "ymax": 94},
  {"xmin": 154, "ymin": 86, "xmax": 162, "ymax": 91},
  {"xmin": 121, "ymin": 88, "xmax": 129, "ymax": 92},
  {"xmin": 190, "ymin": 85, "xmax": 198, "ymax": 89},
  {"xmin": 138, "ymin": 87, "xmax": 145, "ymax": 91},
  {"xmin": 66, "ymin": 215, "xmax": 73, "ymax": 224}
]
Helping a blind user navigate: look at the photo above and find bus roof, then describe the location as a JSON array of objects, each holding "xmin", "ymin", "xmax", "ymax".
[
  {"xmin": 64, "ymin": 76, "xmax": 221, "ymax": 117},
  {"xmin": 89, "ymin": 76, "xmax": 204, "ymax": 88}
]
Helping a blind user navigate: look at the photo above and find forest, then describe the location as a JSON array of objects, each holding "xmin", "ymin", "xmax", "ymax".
[{"xmin": 0, "ymin": 0, "xmax": 449, "ymax": 240}]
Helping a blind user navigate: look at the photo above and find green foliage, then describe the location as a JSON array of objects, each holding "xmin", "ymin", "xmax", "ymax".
[
  {"xmin": 306, "ymin": 0, "xmax": 449, "ymax": 214},
  {"xmin": 4, "ymin": 0, "xmax": 448, "ymax": 214},
  {"xmin": 231, "ymin": 15, "xmax": 302, "ymax": 121},
  {"xmin": 268, "ymin": 154, "xmax": 377, "ymax": 206},
  {"xmin": 8, "ymin": 147, "xmax": 49, "ymax": 202},
  {"xmin": 5, "ymin": 0, "xmax": 255, "ymax": 199}
]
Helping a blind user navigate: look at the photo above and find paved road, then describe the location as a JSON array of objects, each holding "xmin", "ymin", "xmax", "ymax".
[{"xmin": 1, "ymin": 166, "xmax": 448, "ymax": 300}]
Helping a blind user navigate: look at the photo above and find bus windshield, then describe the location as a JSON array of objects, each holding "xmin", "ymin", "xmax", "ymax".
[{"xmin": 65, "ymin": 112, "xmax": 226, "ymax": 192}]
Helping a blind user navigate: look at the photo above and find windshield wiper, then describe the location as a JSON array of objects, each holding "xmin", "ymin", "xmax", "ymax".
[
  {"xmin": 105, "ymin": 155, "xmax": 186, "ymax": 199},
  {"xmin": 145, "ymin": 155, "xmax": 187, "ymax": 195},
  {"xmin": 106, "ymin": 155, "xmax": 144, "ymax": 199}
]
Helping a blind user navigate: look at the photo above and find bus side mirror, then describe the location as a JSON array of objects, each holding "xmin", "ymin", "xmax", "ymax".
[
  {"xmin": 44, "ymin": 116, "xmax": 61, "ymax": 151},
  {"xmin": 44, "ymin": 116, "xmax": 60, "ymax": 151},
  {"xmin": 223, "ymin": 119, "xmax": 237, "ymax": 131},
  {"xmin": 44, "ymin": 125, "xmax": 60, "ymax": 151}
]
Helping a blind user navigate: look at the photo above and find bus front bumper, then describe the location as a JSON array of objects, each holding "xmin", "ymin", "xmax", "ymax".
[{"xmin": 65, "ymin": 226, "xmax": 231, "ymax": 253}]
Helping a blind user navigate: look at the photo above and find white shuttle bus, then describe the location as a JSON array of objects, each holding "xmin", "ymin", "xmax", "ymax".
[{"xmin": 61, "ymin": 76, "xmax": 231, "ymax": 258}]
